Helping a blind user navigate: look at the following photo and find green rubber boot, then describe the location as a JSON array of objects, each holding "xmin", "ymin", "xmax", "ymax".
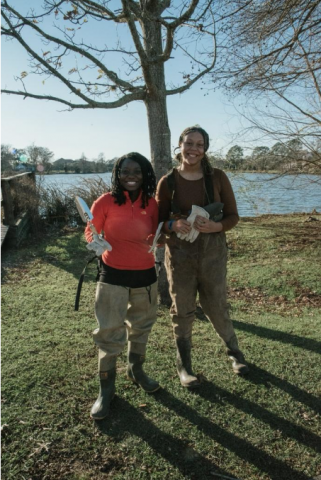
[
  {"xmin": 127, "ymin": 347, "xmax": 160, "ymax": 393},
  {"xmin": 90, "ymin": 367, "xmax": 116, "ymax": 420},
  {"xmin": 176, "ymin": 337, "xmax": 200, "ymax": 388}
]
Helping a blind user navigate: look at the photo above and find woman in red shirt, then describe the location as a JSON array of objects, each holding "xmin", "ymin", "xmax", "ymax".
[{"xmin": 86, "ymin": 152, "xmax": 160, "ymax": 420}]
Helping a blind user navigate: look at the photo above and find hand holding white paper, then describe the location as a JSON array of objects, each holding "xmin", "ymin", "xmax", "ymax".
[
  {"xmin": 75, "ymin": 196, "xmax": 112, "ymax": 255},
  {"xmin": 86, "ymin": 234, "xmax": 112, "ymax": 256}
]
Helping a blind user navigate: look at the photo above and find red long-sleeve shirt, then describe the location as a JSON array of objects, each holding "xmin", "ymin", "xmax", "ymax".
[{"xmin": 85, "ymin": 191, "xmax": 158, "ymax": 270}]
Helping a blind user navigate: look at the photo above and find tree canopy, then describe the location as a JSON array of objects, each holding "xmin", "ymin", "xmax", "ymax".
[
  {"xmin": 2, "ymin": 0, "xmax": 223, "ymax": 179},
  {"xmin": 218, "ymin": 0, "xmax": 321, "ymax": 171}
]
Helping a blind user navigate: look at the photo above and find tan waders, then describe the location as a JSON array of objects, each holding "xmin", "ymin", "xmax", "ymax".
[
  {"xmin": 165, "ymin": 232, "xmax": 248, "ymax": 386},
  {"xmin": 91, "ymin": 281, "xmax": 159, "ymax": 419}
]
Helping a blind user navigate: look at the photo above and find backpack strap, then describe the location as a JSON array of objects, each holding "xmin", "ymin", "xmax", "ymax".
[
  {"xmin": 165, "ymin": 168, "xmax": 181, "ymax": 215},
  {"xmin": 204, "ymin": 172, "xmax": 215, "ymax": 205}
]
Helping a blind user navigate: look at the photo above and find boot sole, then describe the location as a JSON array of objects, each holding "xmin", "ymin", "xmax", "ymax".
[
  {"xmin": 127, "ymin": 375, "xmax": 161, "ymax": 393},
  {"xmin": 90, "ymin": 412, "xmax": 108, "ymax": 420},
  {"xmin": 90, "ymin": 394, "xmax": 115, "ymax": 420},
  {"xmin": 180, "ymin": 381, "xmax": 201, "ymax": 389},
  {"xmin": 177, "ymin": 370, "xmax": 201, "ymax": 388},
  {"xmin": 233, "ymin": 368, "xmax": 249, "ymax": 375}
]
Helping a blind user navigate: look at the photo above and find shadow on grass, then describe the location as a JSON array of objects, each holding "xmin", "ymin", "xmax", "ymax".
[
  {"xmin": 247, "ymin": 364, "xmax": 321, "ymax": 415},
  {"xmin": 96, "ymin": 386, "xmax": 315, "ymax": 480},
  {"xmin": 96, "ymin": 395, "xmax": 233, "ymax": 480},
  {"xmin": 197, "ymin": 373, "xmax": 321, "ymax": 455},
  {"xmin": 234, "ymin": 319, "xmax": 321, "ymax": 355},
  {"xmin": 1, "ymin": 227, "xmax": 97, "ymax": 284},
  {"xmin": 161, "ymin": 386, "xmax": 315, "ymax": 480}
]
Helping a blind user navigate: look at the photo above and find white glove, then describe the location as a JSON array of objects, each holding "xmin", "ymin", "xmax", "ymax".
[
  {"xmin": 184, "ymin": 205, "xmax": 209, "ymax": 243},
  {"xmin": 176, "ymin": 230, "xmax": 189, "ymax": 240},
  {"xmin": 186, "ymin": 227, "xmax": 199, "ymax": 243},
  {"xmin": 86, "ymin": 234, "xmax": 112, "ymax": 256},
  {"xmin": 176, "ymin": 208, "xmax": 199, "ymax": 240}
]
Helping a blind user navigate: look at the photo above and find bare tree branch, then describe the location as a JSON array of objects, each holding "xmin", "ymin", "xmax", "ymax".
[{"xmin": 1, "ymin": 88, "xmax": 145, "ymax": 109}]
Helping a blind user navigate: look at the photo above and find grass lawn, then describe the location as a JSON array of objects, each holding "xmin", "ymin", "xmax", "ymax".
[{"xmin": 1, "ymin": 214, "xmax": 321, "ymax": 480}]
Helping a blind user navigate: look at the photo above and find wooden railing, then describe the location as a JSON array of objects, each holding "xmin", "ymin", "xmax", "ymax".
[{"xmin": 1, "ymin": 172, "xmax": 36, "ymax": 246}]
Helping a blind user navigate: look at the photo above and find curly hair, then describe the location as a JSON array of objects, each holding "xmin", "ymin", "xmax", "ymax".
[
  {"xmin": 174, "ymin": 126, "xmax": 213, "ymax": 175},
  {"xmin": 111, "ymin": 152, "xmax": 156, "ymax": 208}
]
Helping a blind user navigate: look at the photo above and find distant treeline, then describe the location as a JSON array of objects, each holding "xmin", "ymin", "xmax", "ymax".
[{"xmin": 1, "ymin": 139, "xmax": 320, "ymax": 176}]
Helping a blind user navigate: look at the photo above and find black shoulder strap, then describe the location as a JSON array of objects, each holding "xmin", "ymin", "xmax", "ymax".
[
  {"xmin": 75, "ymin": 254, "xmax": 98, "ymax": 311},
  {"xmin": 166, "ymin": 168, "xmax": 176, "ymax": 195},
  {"xmin": 166, "ymin": 168, "xmax": 181, "ymax": 214},
  {"xmin": 204, "ymin": 172, "xmax": 215, "ymax": 205}
]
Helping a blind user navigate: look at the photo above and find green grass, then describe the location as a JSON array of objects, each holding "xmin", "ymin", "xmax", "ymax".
[{"xmin": 2, "ymin": 214, "xmax": 321, "ymax": 480}]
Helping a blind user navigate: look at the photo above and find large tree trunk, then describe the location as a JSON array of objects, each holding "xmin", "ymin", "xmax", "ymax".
[
  {"xmin": 141, "ymin": 17, "xmax": 172, "ymax": 305},
  {"xmin": 142, "ymin": 13, "xmax": 172, "ymax": 179},
  {"xmin": 145, "ymin": 94, "xmax": 172, "ymax": 306},
  {"xmin": 145, "ymin": 94, "xmax": 172, "ymax": 180}
]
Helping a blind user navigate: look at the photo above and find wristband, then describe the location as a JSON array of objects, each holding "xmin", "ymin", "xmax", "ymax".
[{"xmin": 168, "ymin": 220, "xmax": 175, "ymax": 231}]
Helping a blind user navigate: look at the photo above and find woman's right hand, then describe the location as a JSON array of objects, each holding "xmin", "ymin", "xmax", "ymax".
[{"xmin": 172, "ymin": 219, "xmax": 191, "ymax": 235}]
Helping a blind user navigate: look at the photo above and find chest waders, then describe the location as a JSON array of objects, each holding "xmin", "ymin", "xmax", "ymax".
[
  {"xmin": 166, "ymin": 168, "xmax": 224, "ymax": 221},
  {"xmin": 165, "ymin": 169, "xmax": 248, "ymax": 387}
]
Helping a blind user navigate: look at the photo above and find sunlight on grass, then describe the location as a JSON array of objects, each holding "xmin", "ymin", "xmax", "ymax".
[{"xmin": 2, "ymin": 214, "xmax": 321, "ymax": 480}]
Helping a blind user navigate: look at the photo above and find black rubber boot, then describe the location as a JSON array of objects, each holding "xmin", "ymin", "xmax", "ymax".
[
  {"xmin": 127, "ymin": 352, "xmax": 160, "ymax": 393},
  {"xmin": 90, "ymin": 368, "xmax": 116, "ymax": 420},
  {"xmin": 176, "ymin": 337, "xmax": 200, "ymax": 388},
  {"xmin": 225, "ymin": 335, "xmax": 249, "ymax": 375}
]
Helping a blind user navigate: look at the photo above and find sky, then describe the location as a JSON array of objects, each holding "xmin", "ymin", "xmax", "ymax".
[{"xmin": 1, "ymin": 2, "xmax": 250, "ymax": 163}]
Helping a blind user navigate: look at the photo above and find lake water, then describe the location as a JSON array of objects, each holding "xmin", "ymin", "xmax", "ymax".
[{"xmin": 38, "ymin": 172, "xmax": 321, "ymax": 217}]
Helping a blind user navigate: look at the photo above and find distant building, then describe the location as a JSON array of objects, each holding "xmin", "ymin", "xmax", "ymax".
[{"xmin": 14, "ymin": 164, "xmax": 35, "ymax": 173}]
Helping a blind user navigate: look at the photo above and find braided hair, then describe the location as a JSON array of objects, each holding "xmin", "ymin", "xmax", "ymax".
[
  {"xmin": 174, "ymin": 126, "xmax": 213, "ymax": 175},
  {"xmin": 111, "ymin": 152, "xmax": 156, "ymax": 208}
]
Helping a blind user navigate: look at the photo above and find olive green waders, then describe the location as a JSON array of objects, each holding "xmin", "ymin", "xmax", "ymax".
[
  {"xmin": 165, "ymin": 231, "xmax": 248, "ymax": 387},
  {"xmin": 91, "ymin": 281, "xmax": 159, "ymax": 419}
]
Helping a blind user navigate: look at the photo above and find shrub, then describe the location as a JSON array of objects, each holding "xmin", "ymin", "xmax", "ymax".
[{"xmin": 37, "ymin": 176, "xmax": 111, "ymax": 227}]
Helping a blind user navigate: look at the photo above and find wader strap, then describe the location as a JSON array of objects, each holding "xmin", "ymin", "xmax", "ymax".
[
  {"xmin": 204, "ymin": 172, "xmax": 214, "ymax": 204},
  {"xmin": 146, "ymin": 285, "xmax": 152, "ymax": 304},
  {"xmin": 166, "ymin": 169, "xmax": 181, "ymax": 215},
  {"xmin": 155, "ymin": 260, "xmax": 162, "ymax": 276},
  {"xmin": 75, "ymin": 254, "xmax": 99, "ymax": 312}
]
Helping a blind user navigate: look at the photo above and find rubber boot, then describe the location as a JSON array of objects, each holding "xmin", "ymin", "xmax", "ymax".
[
  {"xmin": 225, "ymin": 335, "xmax": 249, "ymax": 375},
  {"xmin": 127, "ymin": 344, "xmax": 160, "ymax": 393},
  {"xmin": 90, "ymin": 367, "xmax": 116, "ymax": 420},
  {"xmin": 176, "ymin": 337, "xmax": 200, "ymax": 388}
]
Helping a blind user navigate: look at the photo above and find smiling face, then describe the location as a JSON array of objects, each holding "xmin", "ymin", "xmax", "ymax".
[
  {"xmin": 119, "ymin": 158, "xmax": 143, "ymax": 193},
  {"xmin": 180, "ymin": 131, "xmax": 205, "ymax": 169}
]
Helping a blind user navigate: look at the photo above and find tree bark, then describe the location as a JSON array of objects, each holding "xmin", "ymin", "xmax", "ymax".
[
  {"xmin": 145, "ymin": 94, "xmax": 172, "ymax": 180},
  {"xmin": 145, "ymin": 94, "xmax": 172, "ymax": 305},
  {"xmin": 141, "ymin": 15, "xmax": 172, "ymax": 305}
]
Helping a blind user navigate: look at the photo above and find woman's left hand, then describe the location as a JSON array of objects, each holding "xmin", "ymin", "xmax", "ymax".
[{"xmin": 194, "ymin": 215, "xmax": 222, "ymax": 233}]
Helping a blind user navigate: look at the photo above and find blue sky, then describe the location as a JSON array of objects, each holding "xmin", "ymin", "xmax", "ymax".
[{"xmin": 1, "ymin": 2, "xmax": 248, "ymax": 162}]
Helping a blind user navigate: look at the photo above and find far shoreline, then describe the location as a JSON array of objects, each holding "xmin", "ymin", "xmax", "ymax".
[{"xmin": 34, "ymin": 170, "xmax": 321, "ymax": 176}]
